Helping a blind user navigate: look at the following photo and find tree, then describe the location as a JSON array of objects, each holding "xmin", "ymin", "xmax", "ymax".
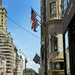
[{"xmin": 23, "ymin": 68, "xmax": 38, "ymax": 75}]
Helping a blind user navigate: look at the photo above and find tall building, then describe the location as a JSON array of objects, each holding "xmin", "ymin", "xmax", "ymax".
[
  {"xmin": 13, "ymin": 46, "xmax": 17, "ymax": 74},
  {"xmin": 17, "ymin": 54, "xmax": 23, "ymax": 75},
  {"xmin": 0, "ymin": 0, "xmax": 13, "ymax": 74},
  {"xmin": 41, "ymin": 0, "xmax": 64, "ymax": 75},
  {"xmin": 0, "ymin": 0, "xmax": 7, "ymax": 34},
  {"xmin": 0, "ymin": 52, "xmax": 6, "ymax": 75},
  {"xmin": 0, "ymin": 0, "xmax": 23, "ymax": 75}
]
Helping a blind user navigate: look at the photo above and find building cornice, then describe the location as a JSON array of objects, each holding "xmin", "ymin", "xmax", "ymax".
[
  {"xmin": 0, "ymin": 8, "xmax": 7, "ymax": 13},
  {"xmin": 46, "ymin": 19, "xmax": 62, "ymax": 25}
]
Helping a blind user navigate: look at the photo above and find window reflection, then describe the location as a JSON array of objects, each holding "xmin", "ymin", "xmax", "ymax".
[
  {"xmin": 62, "ymin": 0, "xmax": 70, "ymax": 16},
  {"xmin": 65, "ymin": 31, "xmax": 70, "ymax": 75}
]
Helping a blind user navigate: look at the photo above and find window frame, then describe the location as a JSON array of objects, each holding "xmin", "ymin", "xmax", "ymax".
[
  {"xmin": 50, "ymin": 2, "xmax": 56, "ymax": 15},
  {"xmin": 51, "ymin": 35, "xmax": 58, "ymax": 52}
]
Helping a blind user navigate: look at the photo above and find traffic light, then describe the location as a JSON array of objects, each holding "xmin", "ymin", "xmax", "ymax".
[
  {"xmin": 14, "ymin": 69, "xmax": 16, "ymax": 72},
  {"xmin": 13, "ymin": 69, "xmax": 16, "ymax": 75}
]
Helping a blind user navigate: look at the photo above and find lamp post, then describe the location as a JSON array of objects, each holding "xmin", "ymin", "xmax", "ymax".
[{"xmin": 19, "ymin": 49, "xmax": 27, "ymax": 75}]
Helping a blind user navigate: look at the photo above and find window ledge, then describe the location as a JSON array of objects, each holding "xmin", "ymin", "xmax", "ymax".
[{"xmin": 50, "ymin": 14, "xmax": 56, "ymax": 18}]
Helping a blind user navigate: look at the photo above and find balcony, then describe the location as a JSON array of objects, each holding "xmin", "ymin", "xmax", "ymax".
[
  {"xmin": 6, "ymin": 65, "xmax": 12, "ymax": 68},
  {"xmin": 0, "ymin": 46, "xmax": 12, "ymax": 49},
  {"xmin": 6, "ymin": 56, "xmax": 12, "ymax": 58},
  {"xmin": 2, "ymin": 52, "xmax": 12, "ymax": 55},
  {"xmin": 0, "ymin": 43, "xmax": 12, "ymax": 46}
]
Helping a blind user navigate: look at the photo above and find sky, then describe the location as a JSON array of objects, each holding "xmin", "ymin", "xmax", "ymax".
[{"xmin": 2, "ymin": 0, "xmax": 41, "ymax": 73}]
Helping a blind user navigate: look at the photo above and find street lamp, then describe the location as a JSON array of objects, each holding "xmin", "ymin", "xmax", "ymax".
[{"xmin": 19, "ymin": 49, "xmax": 27, "ymax": 75}]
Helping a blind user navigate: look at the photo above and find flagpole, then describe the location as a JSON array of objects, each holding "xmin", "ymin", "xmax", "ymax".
[
  {"xmin": 30, "ymin": 6, "xmax": 46, "ymax": 33},
  {"xmin": 31, "ymin": 6, "xmax": 41, "ymax": 18},
  {"xmin": 30, "ymin": 6, "xmax": 46, "ymax": 25}
]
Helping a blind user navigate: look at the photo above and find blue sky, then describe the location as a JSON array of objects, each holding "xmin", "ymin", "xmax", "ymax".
[{"xmin": 2, "ymin": 0, "xmax": 41, "ymax": 72}]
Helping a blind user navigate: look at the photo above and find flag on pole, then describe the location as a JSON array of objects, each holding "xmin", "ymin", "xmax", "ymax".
[
  {"xmin": 30, "ymin": 8, "xmax": 38, "ymax": 32},
  {"xmin": 34, "ymin": 23, "xmax": 39, "ymax": 32},
  {"xmin": 31, "ymin": 18, "xmax": 38, "ymax": 29},
  {"xmin": 31, "ymin": 8, "xmax": 37, "ymax": 23},
  {"xmin": 33, "ymin": 54, "xmax": 40, "ymax": 64}
]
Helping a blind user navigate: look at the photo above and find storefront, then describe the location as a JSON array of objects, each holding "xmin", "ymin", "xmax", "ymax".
[
  {"xmin": 62, "ymin": 0, "xmax": 75, "ymax": 75},
  {"xmin": 50, "ymin": 58, "xmax": 64, "ymax": 75}
]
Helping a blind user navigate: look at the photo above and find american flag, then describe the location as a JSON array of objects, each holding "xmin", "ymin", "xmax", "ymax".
[
  {"xmin": 31, "ymin": 8, "xmax": 38, "ymax": 32},
  {"xmin": 31, "ymin": 18, "xmax": 38, "ymax": 29},
  {"xmin": 31, "ymin": 8, "xmax": 37, "ymax": 23},
  {"xmin": 34, "ymin": 23, "xmax": 39, "ymax": 32}
]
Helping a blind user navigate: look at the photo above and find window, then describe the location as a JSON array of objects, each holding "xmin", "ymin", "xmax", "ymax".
[
  {"xmin": 68, "ymin": 0, "xmax": 70, "ymax": 3},
  {"xmin": 50, "ymin": 2, "xmax": 56, "ymax": 14},
  {"xmin": 2, "ymin": 10, "xmax": 3, "ymax": 12},
  {"xmin": 2, "ymin": 16, "xmax": 3, "ymax": 18},
  {"xmin": 54, "ymin": 36, "xmax": 58, "ymax": 51},
  {"xmin": 51, "ymin": 35, "xmax": 58, "ymax": 51},
  {"xmin": 65, "ymin": 31, "xmax": 70, "ymax": 74},
  {"xmin": 1, "ymin": 19, "xmax": 3, "ymax": 21}
]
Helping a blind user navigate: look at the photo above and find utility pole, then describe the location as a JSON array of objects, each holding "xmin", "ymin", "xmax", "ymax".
[
  {"xmin": 43, "ymin": 0, "xmax": 47, "ymax": 75},
  {"xmin": 25, "ymin": 58, "xmax": 27, "ymax": 75},
  {"xmin": 19, "ymin": 49, "xmax": 27, "ymax": 75}
]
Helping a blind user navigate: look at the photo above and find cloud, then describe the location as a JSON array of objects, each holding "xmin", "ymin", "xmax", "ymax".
[
  {"xmin": 23, "ymin": 60, "xmax": 40, "ymax": 73},
  {"xmin": 22, "ymin": 55, "xmax": 30, "ymax": 61},
  {"xmin": 26, "ymin": 61, "xmax": 40, "ymax": 73}
]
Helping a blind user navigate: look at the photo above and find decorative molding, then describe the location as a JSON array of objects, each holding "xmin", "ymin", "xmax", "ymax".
[
  {"xmin": 49, "ymin": 0, "xmax": 56, "ymax": 3},
  {"xmin": 48, "ymin": 28, "xmax": 62, "ymax": 34},
  {"xmin": 0, "ymin": 8, "xmax": 7, "ymax": 13},
  {"xmin": 46, "ymin": 19, "xmax": 62, "ymax": 25}
]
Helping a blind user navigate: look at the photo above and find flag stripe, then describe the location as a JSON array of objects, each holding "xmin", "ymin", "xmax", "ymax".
[
  {"xmin": 31, "ymin": 22, "xmax": 38, "ymax": 29},
  {"xmin": 34, "ymin": 23, "xmax": 39, "ymax": 32},
  {"xmin": 31, "ymin": 18, "xmax": 38, "ymax": 29}
]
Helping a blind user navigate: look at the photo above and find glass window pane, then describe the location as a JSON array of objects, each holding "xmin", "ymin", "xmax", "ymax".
[
  {"xmin": 65, "ymin": 31, "xmax": 70, "ymax": 75},
  {"xmin": 50, "ymin": 2, "xmax": 56, "ymax": 14}
]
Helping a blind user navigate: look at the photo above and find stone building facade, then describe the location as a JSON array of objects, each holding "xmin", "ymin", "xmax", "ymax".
[
  {"xmin": 0, "ymin": 53, "xmax": 6, "ymax": 75},
  {"xmin": 41, "ymin": 0, "xmax": 64, "ymax": 75},
  {"xmin": 17, "ymin": 54, "xmax": 23, "ymax": 75}
]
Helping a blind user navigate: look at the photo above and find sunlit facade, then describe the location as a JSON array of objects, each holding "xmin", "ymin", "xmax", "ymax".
[
  {"xmin": 0, "ymin": 53, "xmax": 6, "ymax": 75},
  {"xmin": 17, "ymin": 54, "xmax": 23, "ymax": 75},
  {"xmin": 0, "ymin": 0, "xmax": 23, "ymax": 75},
  {"xmin": 41, "ymin": 0, "xmax": 64, "ymax": 75}
]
